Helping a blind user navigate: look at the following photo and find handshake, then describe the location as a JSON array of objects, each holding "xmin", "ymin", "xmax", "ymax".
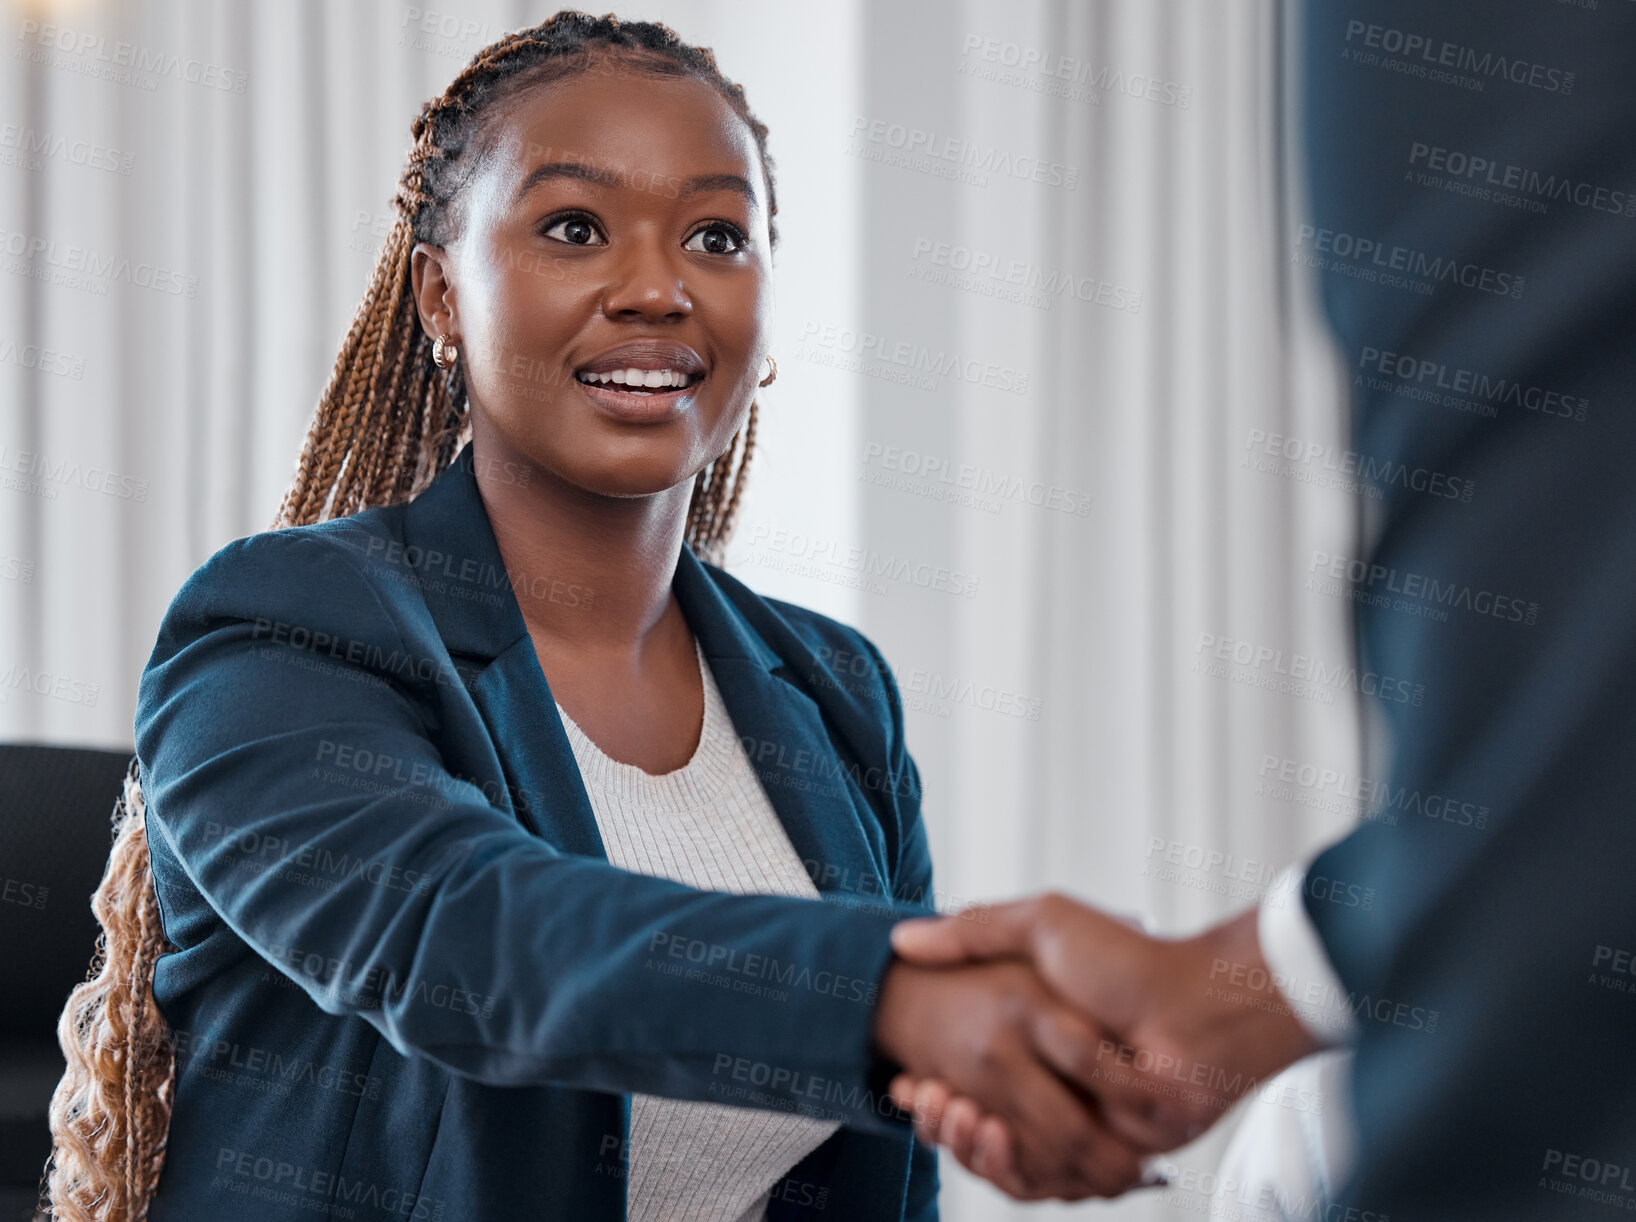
[{"xmin": 870, "ymin": 896, "xmax": 1322, "ymax": 1201}]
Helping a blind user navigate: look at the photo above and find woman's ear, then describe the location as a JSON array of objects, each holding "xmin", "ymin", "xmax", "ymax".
[{"xmin": 410, "ymin": 242, "xmax": 458, "ymax": 341}]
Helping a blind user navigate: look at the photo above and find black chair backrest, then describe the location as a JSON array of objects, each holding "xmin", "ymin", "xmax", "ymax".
[{"xmin": 1, "ymin": 744, "xmax": 136, "ymax": 1037}]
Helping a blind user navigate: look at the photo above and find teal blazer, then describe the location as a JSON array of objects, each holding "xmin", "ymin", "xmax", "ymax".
[{"xmin": 134, "ymin": 442, "xmax": 939, "ymax": 1221}]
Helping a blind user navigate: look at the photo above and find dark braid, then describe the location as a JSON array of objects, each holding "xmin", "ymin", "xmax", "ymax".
[{"xmin": 41, "ymin": 14, "xmax": 777, "ymax": 1220}]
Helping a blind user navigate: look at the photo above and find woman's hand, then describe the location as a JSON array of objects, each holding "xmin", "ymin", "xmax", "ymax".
[
  {"xmin": 871, "ymin": 958, "xmax": 1149, "ymax": 1200},
  {"xmin": 888, "ymin": 1075, "xmax": 1025, "ymax": 1190}
]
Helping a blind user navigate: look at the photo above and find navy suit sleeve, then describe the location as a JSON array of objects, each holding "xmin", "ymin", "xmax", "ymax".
[{"xmin": 135, "ymin": 529, "xmax": 911, "ymax": 1133}]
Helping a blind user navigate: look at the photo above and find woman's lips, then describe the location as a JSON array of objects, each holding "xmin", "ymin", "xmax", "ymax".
[{"xmin": 574, "ymin": 375, "xmax": 702, "ymax": 423}]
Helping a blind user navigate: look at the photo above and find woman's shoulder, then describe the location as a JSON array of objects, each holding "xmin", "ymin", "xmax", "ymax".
[
  {"xmin": 173, "ymin": 507, "xmax": 403, "ymax": 597},
  {"xmin": 150, "ymin": 506, "xmax": 416, "ymax": 658}
]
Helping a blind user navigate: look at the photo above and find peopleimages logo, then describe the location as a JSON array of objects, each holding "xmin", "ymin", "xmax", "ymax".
[
  {"xmin": 1256, "ymin": 755, "xmax": 1490, "ymax": 831},
  {"xmin": 847, "ymin": 115, "xmax": 1079, "ymax": 190},
  {"xmin": 1193, "ymin": 632, "xmax": 1425, "ymax": 706},
  {"xmin": 958, "ymin": 34, "xmax": 1193, "ymax": 109},
  {"xmin": 1243, "ymin": 428, "xmax": 1474, "ymax": 503},
  {"xmin": 798, "ymin": 320, "xmax": 1029, "ymax": 396},
  {"xmin": 1341, "ymin": 20, "xmax": 1576, "ymax": 93},
  {"xmin": 910, "ymin": 236, "xmax": 1141, "ymax": 314},
  {"xmin": 741, "ymin": 522, "xmax": 981, "ymax": 600},
  {"xmin": 1294, "ymin": 224, "xmax": 1524, "ymax": 299},
  {"xmin": 0, "ymin": 339, "xmax": 86, "ymax": 380},
  {"xmin": 0, "ymin": 227, "xmax": 199, "ymax": 297},
  {"xmin": 211, "ymin": 1148, "xmax": 445, "ymax": 1220},
  {"xmin": 1356, "ymin": 346, "xmax": 1590, "ymax": 422},
  {"xmin": 1407, "ymin": 142, "xmax": 1636, "ymax": 218},
  {"xmin": 1308, "ymin": 551, "xmax": 1541, "ymax": 627},
  {"xmin": 862, "ymin": 443, "xmax": 1093, "ymax": 517},
  {"xmin": 1541, "ymin": 1149, "xmax": 1636, "ymax": 1207},
  {"xmin": 16, "ymin": 19, "xmax": 250, "ymax": 93},
  {"xmin": 0, "ymin": 445, "xmax": 149, "ymax": 500},
  {"xmin": 0, "ymin": 123, "xmax": 134, "ymax": 174}
]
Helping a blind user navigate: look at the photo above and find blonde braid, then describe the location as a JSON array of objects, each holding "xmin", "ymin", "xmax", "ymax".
[{"xmin": 709, "ymin": 400, "xmax": 759, "ymax": 558}]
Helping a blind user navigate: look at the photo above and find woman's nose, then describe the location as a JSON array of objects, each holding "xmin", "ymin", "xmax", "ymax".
[{"xmin": 600, "ymin": 239, "xmax": 692, "ymax": 321}]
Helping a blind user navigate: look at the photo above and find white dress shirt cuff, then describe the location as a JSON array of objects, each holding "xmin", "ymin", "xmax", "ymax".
[{"xmin": 1258, "ymin": 864, "xmax": 1358, "ymax": 1048}]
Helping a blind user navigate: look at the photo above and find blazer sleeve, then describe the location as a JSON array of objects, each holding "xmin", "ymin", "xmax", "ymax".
[
  {"xmin": 857, "ymin": 630, "xmax": 941, "ymax": 1220},
  {"xmin": 135, "ymin": 528, "xmax": 915, "ymax": 1135}
]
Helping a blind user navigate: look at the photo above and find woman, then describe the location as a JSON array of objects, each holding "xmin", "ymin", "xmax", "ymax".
[{"xmin": 41, "ymin": 12, "xmax": 1136, "ymax": 1221}]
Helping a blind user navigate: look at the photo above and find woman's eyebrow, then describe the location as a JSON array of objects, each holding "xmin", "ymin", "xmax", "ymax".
[
  {"xmin": 679, "ymin": 173, "xmax": 759, "ymax": 207},
  {"xmin": 512, "ymin": 162, "xmax": 759, "ymax": 209}
]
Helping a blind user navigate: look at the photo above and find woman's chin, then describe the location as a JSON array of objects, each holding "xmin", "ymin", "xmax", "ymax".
[
  {"xmin": 493, "ymin": 432, "xmax": 703, "ymax": 501},
  {"xmin": 562, "ymin": 460, "xmax": 708, "ymax": 502}
]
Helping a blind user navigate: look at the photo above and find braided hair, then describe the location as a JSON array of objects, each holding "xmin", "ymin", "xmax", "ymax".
[{"xmin": 39, "ymin": 13, "xmax": 776, "ymax": 1219}]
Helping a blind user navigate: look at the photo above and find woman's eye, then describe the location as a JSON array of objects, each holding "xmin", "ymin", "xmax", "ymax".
[
  {"xmin": 684, "ymin": 224, "xmax": 747, "ymax": 256},
  {"xmin": 542, "ymin": 216, "xmax": 606, "ymax": 246}
]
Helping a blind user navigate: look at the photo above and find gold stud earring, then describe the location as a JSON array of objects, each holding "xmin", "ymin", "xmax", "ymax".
[
  {"xmin": 432, "ymin": 333, "xmax": 459, "ymax": 370},
  {"xmin": 758, "ymin": 354, "xmax": 777, "ymax": 388}
]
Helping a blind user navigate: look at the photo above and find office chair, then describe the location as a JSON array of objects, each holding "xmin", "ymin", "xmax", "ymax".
[{"xmin": 0, "ymin": 745, "xmax": 137, "ymax": 1220}]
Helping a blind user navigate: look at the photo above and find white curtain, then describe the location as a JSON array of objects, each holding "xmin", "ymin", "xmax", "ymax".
[{"xmin": 0, "ymin": 1, "xmax": 1362, "ymax": 1218}]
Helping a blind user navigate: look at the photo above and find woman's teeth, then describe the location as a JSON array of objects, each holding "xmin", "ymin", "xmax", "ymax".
[{"xmin": 576, "ymin": 368, "xmax": 697, "ymax": 393}]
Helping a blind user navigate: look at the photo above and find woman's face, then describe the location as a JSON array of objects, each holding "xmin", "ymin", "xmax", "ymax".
[{"xmin": 417, "ymin": 60, "xmax": 774, "ymax": 500}]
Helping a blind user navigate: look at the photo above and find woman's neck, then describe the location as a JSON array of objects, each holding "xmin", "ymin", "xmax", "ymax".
[{"xmin": 468, "ymin": 436, "xmax": 692, "ymax": 656}]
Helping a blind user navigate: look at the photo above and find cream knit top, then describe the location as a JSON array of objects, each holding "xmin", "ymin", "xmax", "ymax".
[{"xmin": 555, "ymin": 639, "xmax": 841, "ymax": 1221}]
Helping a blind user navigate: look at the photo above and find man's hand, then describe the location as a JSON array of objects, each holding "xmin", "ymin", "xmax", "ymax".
[
  {"xmin": 885, "ymin": 896, "xmax": 1322, "ymax": 1191},
  {"xmin": 871, "ymin": 957, "xmax": 1151, "ymax": 1200}
]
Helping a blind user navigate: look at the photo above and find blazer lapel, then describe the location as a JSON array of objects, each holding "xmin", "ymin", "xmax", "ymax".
[
  {"xmin": 672, "ymin": 547, "xmax": 893, "ymax": 903},
  {"xmin": 399, "ymin": 445, "xmax": 605, "ymax": 857},
  {"xmin": 399, "ymin": 445, "xmax": 889, "ymax": 897}
]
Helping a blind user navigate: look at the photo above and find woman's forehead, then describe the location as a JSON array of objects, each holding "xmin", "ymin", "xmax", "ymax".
[{"xmin": 486, "ymin": 68, "xmax": 758, "ymax": 183}]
